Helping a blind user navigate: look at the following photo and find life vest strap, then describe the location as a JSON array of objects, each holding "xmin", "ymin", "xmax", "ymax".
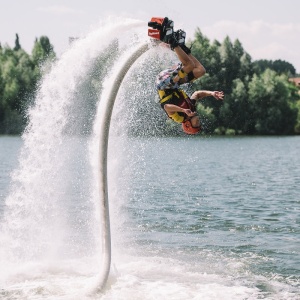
[{"xmin": 158, "ymin": 89, "xmax": 181, "ymax": 104}]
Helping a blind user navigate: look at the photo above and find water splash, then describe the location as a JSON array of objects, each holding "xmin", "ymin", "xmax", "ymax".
[{"xmin": 0, "ymin": 17, "xmax": 147, "ymax": 285}]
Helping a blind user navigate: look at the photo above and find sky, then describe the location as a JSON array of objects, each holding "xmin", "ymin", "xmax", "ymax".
[{"xmin": 1, "ymin": 0, "xmax": 300, "ymax": 72}]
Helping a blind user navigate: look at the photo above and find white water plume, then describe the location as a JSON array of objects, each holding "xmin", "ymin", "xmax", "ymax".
[{"xmin": 0, "ymin": 17, "xmax": 146, "ymax": 271}]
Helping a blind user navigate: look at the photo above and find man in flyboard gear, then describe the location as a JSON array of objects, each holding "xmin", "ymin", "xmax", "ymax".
[{"xmin": 148, "ymin": 17, "xmax": 224, "ymax": 134}]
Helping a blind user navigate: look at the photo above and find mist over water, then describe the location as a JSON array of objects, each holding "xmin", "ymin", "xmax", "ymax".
[{"xmin": 0, "ymin": 17, "xmax": 299, "ymax": 300}]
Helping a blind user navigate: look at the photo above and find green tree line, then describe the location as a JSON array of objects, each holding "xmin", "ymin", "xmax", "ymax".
[
  {"xmin": 0, "ymin": 34, "xmax": 55, "ymax": 134},
  {"xmin": 189, "ymin": 29, "xmax": 300, "ymax": 135},
  {"xmin": 0, "ymin": 31, "xmax": 300, "ymax": 135}
]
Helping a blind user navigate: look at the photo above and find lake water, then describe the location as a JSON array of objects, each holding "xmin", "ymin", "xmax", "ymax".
[{"xmin": 0, "ymin": 135, "xmax": 299, "ymax": 300}]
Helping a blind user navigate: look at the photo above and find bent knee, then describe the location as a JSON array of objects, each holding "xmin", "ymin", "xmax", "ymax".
[
  {"xmin": 182, "ymin": 58, "xmax": 195, "ymax": 74},
  {"xmin": 193, "ymin": 65, "xmax": 206, "ymax": 79}
]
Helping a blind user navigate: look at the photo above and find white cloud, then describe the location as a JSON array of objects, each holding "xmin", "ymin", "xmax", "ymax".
[
  {"xmin": 202, "ymin": 20, "xmax": 300, "ymax": 72},
  {"xmin": 37, "ymin": 5, "xmax": 85, "ymax": 15},
  {"xmin": 253, "ymin": 42, "xmax": 286, "ymax": 57}
]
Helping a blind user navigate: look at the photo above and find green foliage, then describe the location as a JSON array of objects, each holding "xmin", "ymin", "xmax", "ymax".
[
  {"xmin": 295, "ymin": 100, "xmax": 300, "ymax": 133},
  {"xmin": 247, "ymin": 70, "xmax": 297, "ymax": 134},
  {"xmin": 0, "ymin": 34, "xmax": 56, "ymax": 134},
  {"xmin": 190, "ymin": 29, "xmax": 299, "ymax": 135},
  {"xmin": 196, "ymin": 103, "xmax": 216, "ymax": 134},
  {"xmin": 14, "ymin": 34, "xmax": 21, "ymax": 51},
  {"xmin": 0, "ymin": 29, "xmax": 299, "ymax": 136},
  {"xmin": 32, "ymin": 36, "xmax": 55, "ymax": 65},
  {"xmin": 253, "ymin": 59, "xmax": 296, "ymax": 76}
]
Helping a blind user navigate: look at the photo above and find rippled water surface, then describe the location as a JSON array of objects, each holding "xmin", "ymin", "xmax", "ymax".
[
  {"xmin": 0, "ymin": 135, "xmax": 299, "ymax": 299},
  {"xmin": 123, "ymin": 136, "xmax": 300, "ymax": 297}
]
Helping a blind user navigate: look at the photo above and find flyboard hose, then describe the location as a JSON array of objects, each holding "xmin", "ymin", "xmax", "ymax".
[{"xmin": 97, "ymin": 42, "xmax": 149, "ymax": 291}]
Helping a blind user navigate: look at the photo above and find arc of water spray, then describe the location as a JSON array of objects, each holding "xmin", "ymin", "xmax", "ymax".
[{"xmin": 97, "ymin": 42, "xmax": 149, "ymax": 291}]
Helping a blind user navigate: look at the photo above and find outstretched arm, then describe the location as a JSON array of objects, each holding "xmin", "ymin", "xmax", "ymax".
[{"xmin": 191, "ymin": 90, "xmax": 224, "ymax": 101}]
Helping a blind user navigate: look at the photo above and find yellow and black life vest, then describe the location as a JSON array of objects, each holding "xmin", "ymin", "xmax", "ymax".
[
  {"xmin": 158, "ymin": 88, "xmax": 189, "ymax": 105},
  {"xmin": 158, "ymin": 89, "xmax": 196, "ymax": 123}
]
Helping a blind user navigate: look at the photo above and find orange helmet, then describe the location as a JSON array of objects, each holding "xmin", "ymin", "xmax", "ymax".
[{"xmin": 182, "ymin": 120, "xmax": 201, "ymax": 135}]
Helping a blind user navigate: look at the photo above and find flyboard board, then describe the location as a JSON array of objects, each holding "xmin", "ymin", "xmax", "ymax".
[
  {"xmin": 147, "ymin": 17, "xmax": 174, "ymax": 43},
  {"xmin": 147, "ymin": 17, "xmax": 186, "ymax": 47}
]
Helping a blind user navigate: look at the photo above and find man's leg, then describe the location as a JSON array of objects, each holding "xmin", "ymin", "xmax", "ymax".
[
  {"xmin": 187, "ymin": 54, "xmax": 206, "ymax": 79},
  {"xmin": 164, "ymin": 25, "xmax": 205, "ymax": 81},
  {"xmin": 173, "ymin": 46, "xmax": 195, "ymax": 75},
  {"xmin": 180, "ymin": 44, "xmax": 206, "ymax": 80},
  {"xmin": 173, "ymin": 46, "xmax": 205, "ymax": 82},
  {"xmin": 169, "ymin": 46, "xmax": 205, "ymax": 83}
]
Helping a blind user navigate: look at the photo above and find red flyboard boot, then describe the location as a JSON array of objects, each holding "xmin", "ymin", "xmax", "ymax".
[{"xmin": 148, "ymin": 17, "xmax": 174, "ymax": 43}]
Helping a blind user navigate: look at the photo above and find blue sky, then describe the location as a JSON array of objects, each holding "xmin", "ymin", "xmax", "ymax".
[{"xmin": 2, "ymin": 0, "xmax": 300, "ymax": 72}]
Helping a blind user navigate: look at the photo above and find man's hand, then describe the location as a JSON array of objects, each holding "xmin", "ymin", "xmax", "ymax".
[
  {"xmin": 184, "ymin": 109, "xmax": 196, "ymax": 117},
  {"xmin": 212, "ymin": 91, "xmax": 224, "ymax": 100}
]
